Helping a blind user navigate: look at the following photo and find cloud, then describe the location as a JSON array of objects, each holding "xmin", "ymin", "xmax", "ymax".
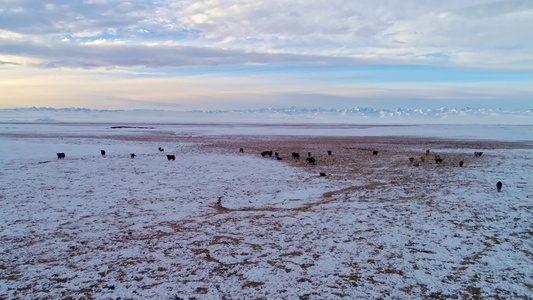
[
  {"xmin": 0, "ymin": 60, "xmax": 18, "ymax": 66},
  {"xmin": 80, "ymin": 39, "xmax": 127, "ymax": 46},
  {"xmin": 0, "ymin": 1, "xmax": 532, "ymax": 70},
  {"xmin": 451, "ymin": 0, "xmax": 533, "ymax": 19},
  {"xmin": 0, "ymin": 32, "xmax": 373, "ymax": 68},
  {"xmin": 380, "ymin": 4, "xmax": 533, "ymax": 50},
  {"xmin": 174, "ymin": 0, "xmax": 533, "ymax": 70},
  {"xmin": 0, "ymin": 0, "xmax": 152, "ymax": 36}
]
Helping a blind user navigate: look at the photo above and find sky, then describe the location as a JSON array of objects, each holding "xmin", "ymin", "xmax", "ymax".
[{"xmin": 0, "ymin": 0, "xmax": 532, "ymax": 111}]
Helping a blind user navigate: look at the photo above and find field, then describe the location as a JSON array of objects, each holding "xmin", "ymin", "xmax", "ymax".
[{"xmin": 1, "ymin": 123, "xmax": 532, "ymax": 299}]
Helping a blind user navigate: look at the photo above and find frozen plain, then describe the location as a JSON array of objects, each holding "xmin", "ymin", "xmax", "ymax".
[{"xmin": 0, "ymin": 122, "xmax": 532, "ymax": 299}]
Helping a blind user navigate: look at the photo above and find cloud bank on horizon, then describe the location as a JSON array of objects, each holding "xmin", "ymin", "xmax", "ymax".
[{"xmin": 0, "ymin": 0, "xmax": 532, "ymax": 111}]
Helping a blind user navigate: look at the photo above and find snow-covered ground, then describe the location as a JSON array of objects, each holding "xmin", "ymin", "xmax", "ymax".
[{"xmin": 0, "ymin": 122, "xmax": 532, "ymax": 299}]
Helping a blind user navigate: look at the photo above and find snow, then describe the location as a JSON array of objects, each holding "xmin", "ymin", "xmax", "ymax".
[
  {"xmin": 2, "ymin": 122, "xmax": 533, "ymax": 142},
  {"xmin": 0, "ymin": 122, "xmax": 532, "ymax": 299}
]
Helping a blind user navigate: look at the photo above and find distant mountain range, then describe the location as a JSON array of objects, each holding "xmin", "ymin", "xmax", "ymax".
[
  {"xmin": 190, "ymin": 106, "xmax": 533, "ymax": 118},
  {"xmin": 2, "ymin": 107, "xmax": 122, "ymax": 113},
  {"xmin": 1, "ymin": 106, "xmax": 532, "ymax": 124}
]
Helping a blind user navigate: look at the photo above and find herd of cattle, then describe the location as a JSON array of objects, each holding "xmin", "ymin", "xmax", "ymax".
[
  {"xmin": 259, "ymin": 149, "xmax": 332, "ymax": 165},
  {"xmin": 55, "ymin": 147, "xmax": 485, "ymax": 165},
  {"xmin": 56, "ymin": 147, "xmax": 176, "ymax": 161},
  {"xmin": 255, "ymin": 148, "xmax": 482, "ymax": 167},
  {"xmin": 53, "ymin": 146, "xmax": 501, "ymax": 191},
  {"xmin": 254, "ymin": 147, "xmax": 500, "ymax": 191}
]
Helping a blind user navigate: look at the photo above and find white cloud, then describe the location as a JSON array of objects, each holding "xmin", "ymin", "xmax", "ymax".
[
  {"xmin": 0, "ymin": 54, "xmax": 46, "ymax": 66},
  {"xmin": 190, "ymin": 13, "xmax": 210, "ymax": 24},
  {"xmin": 81, "ymin": 39, "xmax": 127, "ymax": 46},
  {"xmin": 0, "ymin": 1, "xmax": 532, "ymax": 70},
  {"xmin": 171, "ymin": 0, "xmax": 533, "ymax": 69}
]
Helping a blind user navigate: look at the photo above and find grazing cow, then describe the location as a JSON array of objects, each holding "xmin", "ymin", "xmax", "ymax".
[
  {"xmin": 426, "ymin": 149, "xmax": 430, "ymax": 156},
  {"xmin": 239, "ymin": 148, "xmax": 244, "ymax": 153},
  {"xmin": 261, "ymin": 151, "xmax": 273, "ymax": 157},
  {"xmin": 277, "ymin": 157, "xmax": 283, "ymax": 160},
  {"xmin": 130, "ymin": 153, "xmax": 135, "ymax": 159},
  {"xmin": 373, "ymin": 150, "xmax": 379, "ymax": 156},
  {"xmin": 474, "ymin": 152, "xmax": 483, "ymax": 157},
  {"xmin": 100, "ymin": 150, "xmax": 106, "ymax": 157},
  {"xmin": 308, "ymin": 152, "xmax": 312, "ymax": 157},
  {"xmin": 166, "ymin": 155, "xmax": 176, "ymax": 161},
  {"xmin": 291, "ymin": 152, "xmax": 300, "ymax": 159},
  {"xmin": 327, "ymin": 150, "xmax": 332, "ymax": 156},
  {"xmin": 306, "ymin": 157, "xmax": 316, "ymax": 164},
  {"xmin": 56, "ymin": 153, "xmax": 65, "ymax": 159},
  {"xmin": 459, "ymin": 160, "xmax": 464, "ymax": 167},
  {"xmin": 158, "ymin": 147, "xmax": 164, "ymax": 152},
  {"xmin": 496, "ymin": 181, "xmax": 502, "ymax": 192},
  {"xmin": 319, "ymin": 172, "xmax": 327, "ymax": 176}
]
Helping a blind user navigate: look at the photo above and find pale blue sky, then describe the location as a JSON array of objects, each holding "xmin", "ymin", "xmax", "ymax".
[{"xmin": 0, "ymin": 0, "xmax": 532, "ymax": 110}]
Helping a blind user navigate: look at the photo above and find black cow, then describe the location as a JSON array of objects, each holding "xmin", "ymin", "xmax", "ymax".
[
  {"xmin": 306, "ymin": 157, "xmax": 316, "ymax": 164},
  {"xmin": 496, "ymin": 181, "xmax": 502, "ymax": 192},
  {"xmin": 275, "ymin": 152, "xmax": 279, "ymax": 157},
  {"xmin": 130, "ymin": 153, "xmax": 135, "ymax": 159},
  {"xmin": 474, "ymin": 152, "xmax": 484, "ymax": 157},
  {"xmin": 277, "ymin": 157, "xmax": 283, "ymax": 160},
  {"xmin": 158, "ymin": 147, "xmax": 164, "ymax": 152},
  {"xmin": 166, "ymin": 155, "xmax": 176, "ymax": 161},
  {"xmin": 319, "ymin": 172, "xmax": 327, "ymax": 176},
  {"xmin": 261, "ymin": 151, "xmax": 273, "ymax": 157},
  {"xmin": 372, "ymin": 150, "xmax": 379, "ymax": 156},
  {"xmin": 239, "ymin": 148, "xmax": 244, "ymax": 153},
  {"xmin": 291, "ymin": 152, "xmax": 300, "ymax": 159},
  {"xmin": 308, "ymin": 152, "xmax": 312, "ymax": 157},
  {"xmin": 327, "ymin": 151, "xmax": 332, "ymax": 156},
  {"xmin": 56, "ymin": 153, "xmax": 65, "ymax": 159},
  {"xmin": 100, "ymin": 150, "xmax": 106, "ymax": 157}
]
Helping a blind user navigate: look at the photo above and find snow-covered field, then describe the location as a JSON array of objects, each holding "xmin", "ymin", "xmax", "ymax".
[{"xmin": 1, "ymin": 122, "xmax": 532, "ymax": 299}]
